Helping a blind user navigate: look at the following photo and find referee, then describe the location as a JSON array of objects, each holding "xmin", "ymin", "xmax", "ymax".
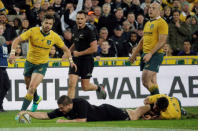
[{"xmin": 68, "ymin": 10, "xmax": 106, "ymax": 99}]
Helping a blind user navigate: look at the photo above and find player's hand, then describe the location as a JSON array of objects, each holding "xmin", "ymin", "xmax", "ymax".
[
  {"xmin": 143, "ymin": 53, "xmax": 152, "ymax": 63},
  {"xmin": 142, "ymin": 114, "xmax": 152, "ymax": 120},
  {"xmin": 56, "ymin": 119, "xmax": 66, "ymax": 123},
  {"xmin": 70, "ymin": 62, "xmax": 77, "ymax": 72},
  {"xmin": 128, "ymin": 56, "xmax": 136, "ymax": 64},
  {"xmin": 73, "ymin": 51, "xmax": 81, "ymax": 57},
  {"xmin": 8, "ymin": 54, "xmax": 16, "ymax": 64}
]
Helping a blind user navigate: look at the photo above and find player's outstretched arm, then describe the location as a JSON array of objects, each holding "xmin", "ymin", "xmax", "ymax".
[
  {"xmin": 20, "ymin": 111, "xmax": 50, "ymax": 120},
  {"xmin": 56, "ymin": 118, "xmax": 87, "ymax": 123}
]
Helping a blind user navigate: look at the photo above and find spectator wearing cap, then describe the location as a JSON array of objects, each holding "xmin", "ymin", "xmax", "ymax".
[
  {"xmin": 0, "ymin": 13, "xmax": 17, "ymax": 53},
  {"xmin": 109, "ymin": 25, "xmax": 128, "ymax": 57},
  {"xmin": 88, "ymin": 11, "xmax": 98, "ymax": 25},
  {"xmin": 98, "ymin": 3, "xmax": 115, "ymax": 37}
]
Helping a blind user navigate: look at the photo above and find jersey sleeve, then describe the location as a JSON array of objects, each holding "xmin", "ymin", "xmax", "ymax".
[
  {"xmin": 158, "ymin": 20, "xmax": 168, "ymax": 35},
  {"xmin": 88, "ymin": 28, "xmax": 97, "ymax": 43},
  {"xmin": 54, "ymin": 33, "xmax": 65, "ymax": 48},
  {"xmin": 148, "ymin": 94, "xmax": 166, "ymax": 103},
  {"xmin": 20, "ymin": 28, "xmax": 33, "ymax": 41},
  {"xmin": 47, "ymin": 109, "xmax": 64, "ymax": 119}
]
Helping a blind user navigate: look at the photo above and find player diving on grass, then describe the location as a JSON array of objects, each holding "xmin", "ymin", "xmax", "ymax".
[
  {"xmin": 19, "ymin": 94, "xmax": 186, "ymax": 123},
  {"xmin": 8, "ymin": 14, "xmax": 77, "ymax": 118}
]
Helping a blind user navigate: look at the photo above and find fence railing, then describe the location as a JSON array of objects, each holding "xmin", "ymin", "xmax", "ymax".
[{"xmin": 8, "ymin": 56, "xmax": 198, "ymax": 68}]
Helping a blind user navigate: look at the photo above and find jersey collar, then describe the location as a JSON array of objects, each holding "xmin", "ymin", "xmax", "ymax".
[
  {"xmin": 40, "ymin": 27, "xmax": 50, "ymax": 37},
  {"xmin": 150, "ymin": 16, "xmax": 161, "ymax": 22}
]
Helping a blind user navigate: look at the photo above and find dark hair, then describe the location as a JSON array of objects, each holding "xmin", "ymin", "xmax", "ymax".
[
  {"xmin": 156, "ymin": 97, "xmax": 169, "ymax": 110},
  {"xmin": 77, "ymin": 10, "xmax": 87, "ymax": 16},
  {"xmin": 57, "ymin": 95, "xmax": 73, "ymax": 106},
  {"xmin": 172, "ymin": 9, "xmax": 180, "ymax": 15},
  {"xmin": 43, "ymin": 14, "xmax": 55, "ymax": 22}
]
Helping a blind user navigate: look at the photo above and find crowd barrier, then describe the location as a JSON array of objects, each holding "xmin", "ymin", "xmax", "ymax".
[{"xmin": 8, "ymin": 56, "xmax": 198, "ymax": 68}]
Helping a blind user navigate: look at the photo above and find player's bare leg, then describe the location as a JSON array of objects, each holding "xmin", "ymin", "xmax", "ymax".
[
  {"xmin": 127, "ymin": 105, "xmax": 151, "ymax": 120},
  {"xmin": 21, "ymin": 73, "xmax": 44, "ymax": 111},
  {"xmin": 142, "ymin": 70, "xmax": 159, "ymax": 95},
  {"xmin": 81, "ymin": 79, "xmax": 106, "ymax": 99},
  {"xmin": 68, "ymin": 74, "xmax": 79, "ymax": 99}
]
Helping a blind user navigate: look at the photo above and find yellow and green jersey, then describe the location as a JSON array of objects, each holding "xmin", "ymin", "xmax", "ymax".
[
  {"xmin": 143, "ymin": 17, "xmax": 168, "ymax": 53},
  {"xmin": 148, "ymin": 94, "xmax": 181, "ymax": 120},
  {"xmin": 20, "ymin": 27, "xmax": 64, "ymax": 64}
]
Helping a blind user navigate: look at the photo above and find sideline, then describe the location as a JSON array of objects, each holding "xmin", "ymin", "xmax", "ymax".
[{"xmin": 0, "ymin": 127, "xmax": 195, "ymax": 131}]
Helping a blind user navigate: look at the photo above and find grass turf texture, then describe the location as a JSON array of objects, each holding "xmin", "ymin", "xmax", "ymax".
[{"xmin": 0, "ymin": 107, "xmax": 197, "ymax": 130}]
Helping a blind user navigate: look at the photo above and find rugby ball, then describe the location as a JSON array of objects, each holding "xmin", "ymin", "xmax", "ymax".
[{"xmin": 19, "ymin": 113, "xmax": 31, "ymax": 124}]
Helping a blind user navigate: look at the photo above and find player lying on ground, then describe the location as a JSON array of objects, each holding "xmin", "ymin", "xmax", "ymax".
[
  {"xmin": 143, "ymin": 94, "xmax": 185, "ymax": 120},
  {"xmin": 19, "ymin": 95, "xmax": 151, "ymax": 122}
]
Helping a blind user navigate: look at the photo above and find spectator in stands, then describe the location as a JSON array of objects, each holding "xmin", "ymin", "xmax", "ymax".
[
  {"xmin": 111, "ymin": 0, "xmax": 122, "ymax": 12},
  {"xmin": 140, "ymin": 0, "xmax": 151, "ymax": 10},
  {"xmin": 114, "ymin": 7, "xmax": 125, "ymax": 28},
  {"xmin": 122, "ymin": 20, "xmax": 131, "ymax": 39},
  {"xmin": 137, "ymin": 14, "xmax": 145, "ymax": 31},
  {"xmin": 163, "ymin": 6, "xmax": 172, "ymax": 23},
  {"xmin": 168, "ymin": 10, "xmax": 191, "ymax": 56},
  {"xmin": 47, "ymin": 7, "xmax": 63, "ymax": 36},
  {"xmin": 177, "ymin": 40, "xmax": 197, "ymax": 56},
  {"xmin": 98, "ymin": 3, "xmax": 115, "ymax": 36},
  {"xmin": 98, "ymin": 41, "xmax": 115, "ymax": 57},
  {"xmin": 180, "ymin": 1, "xmax": 194, "ymax": 22},
  {"xmin": 13, "ymin": 17, "xmax": 22, "ymax": 35},
  {"xmin": 57, "ymin": 28, "xmax": 73, "ymax": 57},
  {"xmin": 87, "ymin": 11, "xmax": 98, "ymax": 26},
  {"xmin": 93, "ymin": 6, "xmax": 102, "ymax": 20},
  {"xmin": 60, "ymin": 0, "xmax": 83, "ymax": 31},
  {"xmin": 123, "ymin": 0, "xmax": 143, "ymax": 18},
  {"xmin": 41, "ymin": 0, "xmax": 50, "ymax": 11},
  {"xmin": 109, "ymin": 25, "xmax": 127, "ymax": 57},
  {"xmin": 122, "ymin": 31, "xmax": 139, "ymax": 57},
  {"xmin": 0, "ymin": 13, "xmax": 17, "ymax": 53},
  {"xmin": 35, "ymin": 9, "xmax": 46, "ymax": 27},
  {"xmin": 49, "ymin": 45, "xmax": 59, "ymax": 58},
  {"xmin": 26, "ymin": 0, "xmax": 42, "ymax": 27},
  {"xmin": 15, "ymin": 44, "xmax": 24, "ymax": 59},
  {"xmin": 172, "ymin": 0, "xmax": 181, "ymax": 11},
  {"xmin": 163, "ymin": 44, "xmax": 173, "ymax": 56},
  {"xmin": 190, "ymin": 15, "xmax": 198, "ymax": 49},
  {"xmin": 91, "ymin": 0, "xmax": 99, "ymax": 8},
  {"xmin": 84, "ymin": 0, "xmax": 93, "ymax": 12},
  {"xmin": 127, "ymin": 12, "xmax": 138, "ymax": 31},
  {"xmin": 52, "ymin": 0, "xmax": 64, "ymax": 18},
  {"xmin": 19, "ymin": 19, "xmax": 30, "ymax": 57}
]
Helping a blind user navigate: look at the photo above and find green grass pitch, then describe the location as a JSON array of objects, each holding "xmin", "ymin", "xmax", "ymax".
[{"xmin": 0, "ymin": 107, "xmax": 198, "ymax": 130}]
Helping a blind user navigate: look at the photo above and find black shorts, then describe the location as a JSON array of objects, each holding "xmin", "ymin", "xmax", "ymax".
[
  {"xmin": 99, "ymin": 104, "xmax": 130, "ymax": 121},
  {"xmin": 69, "ymin": 57, "xmax": 94, "ymax": 79}
]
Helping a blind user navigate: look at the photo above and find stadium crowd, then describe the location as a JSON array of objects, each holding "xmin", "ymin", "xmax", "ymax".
[{"xmin": 0, "ymin": 0, "xmax": 198, "ymax": 58}]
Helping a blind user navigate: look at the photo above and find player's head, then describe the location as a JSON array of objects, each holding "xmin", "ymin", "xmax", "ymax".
[
  {"xmin": 155, "ymin": 97, "xmax": 169, "ymax": 111},
  {"xmin": 41, "ymin": 14, "xmax": 54, "ymax": 33},
  {"xmin": 57, "ymin": 95, "xmax": 73, "ymax": 114},
  {"xmin": 148, "ymin": 2, "xmax": 161, "ymax": 19},
  {"xmin": 76, "ymin": 10, "xmax": 87, "ymax": 29}
]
